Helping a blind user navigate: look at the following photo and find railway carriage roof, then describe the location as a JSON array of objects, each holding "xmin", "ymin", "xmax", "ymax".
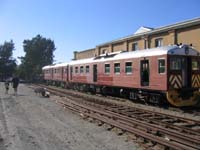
[
  {"xmin": 69, "ymin": 45, "xmax": 199, "ymax": 65},
  {"xmin": 42, "ymin": 62, "xmax": 68, "ymax": 70},
  {"xmin": 42, "ymin": 45, "xmax": 199, "ymax": 68},
  {"xmin": 52, "ymin": 62, "xmax": 68, "ymax": 68},
  {"xmin": 42, "ymin": 65, "xmax": 55, "ymax": 70}
]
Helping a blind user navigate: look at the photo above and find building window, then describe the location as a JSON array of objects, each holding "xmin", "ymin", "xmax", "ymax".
[
  {"xmin": 75, "ymin": 67, "xmax": 78, "ymax": 73},
  {"xmin": 80, "ymin": 66, "xmax": 84, "ymax": 73},
  {"xmin": 170, "ymin": 58, "xmax": 181, "ymax": 70},
  {"xmin": 132, "ymin": 43, "xmax": 138, "ymax": 51},
  {"xmin": 105, "ymin": 64, "xmax": 110, "ymax": 74},
  {"xmin": 158, "ymin": 59, "xmax": 165, "ymax": 74},
  {"xmin": 114, "ymin": 63, "xmax": 120, "ymax": 74},
  {"xmin": 125, "ymin": 62, "xmax": 132, "ymax": 74},
  {"xmin": 102, "ymin": 49, "xmax": 107, "ymax": 54},
  {"xmin": 86, "ymin": 65, "xmax": 90, "ymax": 73},
  {"xmin": 155, "ymin": 38, "xmax": 163, "ymax": 47}
]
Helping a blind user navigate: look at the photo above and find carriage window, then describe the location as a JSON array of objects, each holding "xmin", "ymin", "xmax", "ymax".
[
  {"xmin": 125, "ymin": 62, "xmax": 132, "ymax": 74},
  {"xmin": 158, "ymin": 59, "xmax": 165, "ymax": 73},
  {"xmin": 114, "ymin": 63, "xmax": 120, "ymax": 74},
  {"xmin": 105, "ymin": 64, "xmax": 110, "ymax": 74},
  {"xmin": 75, "ymin": 67, "xmax": 78, "ymax": 73},
  {"xmin": 192, "ymin": 59, "xmax": 200, "ymax": 70},
  {"xmin": 170, "ymin": 58, "xmax": 182, "ymax": 70},
  {"xmin": 80, "ymin": 66, "xmax": 84, "ymax": 73},
  {"xmin": 86, "ymin": 66, "xmax": 90, "ymax": 73}
]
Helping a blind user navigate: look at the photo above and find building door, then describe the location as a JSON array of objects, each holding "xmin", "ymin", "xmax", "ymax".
[
  {"xmin": 140, "ymin": 60, "xmax": 149, "ymax": 86},
  {"xmin": 93, "ymin": 64, "xmax": 97, "ymax": 82}
]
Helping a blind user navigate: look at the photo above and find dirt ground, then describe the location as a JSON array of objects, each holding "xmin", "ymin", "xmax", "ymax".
[{"xmin": 0, "ymin": 83, "xmax": 140, "ymax": 150}]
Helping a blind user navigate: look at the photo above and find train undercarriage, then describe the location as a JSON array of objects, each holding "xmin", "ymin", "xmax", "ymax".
[
  {"xmin": 44, "ymin": 79, "xmax": 200, "ymax": 107},
  {"xmin": 45, "ymin": 80, "xmax": 170, "ymax": 106}
]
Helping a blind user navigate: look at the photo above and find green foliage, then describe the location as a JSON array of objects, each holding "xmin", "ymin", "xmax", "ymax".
[
  {"xmin": 0, "ymin": 40, "xmax": 16, "ymax": 80},
  {"xmin": 19, "ymin": 34, "xmax": 55, "ymax": 81}
]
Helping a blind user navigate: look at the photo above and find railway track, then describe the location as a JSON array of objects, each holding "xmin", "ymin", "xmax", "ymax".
[{"xmin": 32, "ymin": 85, "xmax": 200, "ymax": 150}]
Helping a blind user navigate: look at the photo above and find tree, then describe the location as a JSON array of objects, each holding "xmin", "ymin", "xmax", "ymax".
[
  {"xmin": 19, "ymin": 34, "xmax": 55, "ymax": 81},
  {"xmin": 0, "ymin": 40, "xmax": 16, "ymax": 81}
]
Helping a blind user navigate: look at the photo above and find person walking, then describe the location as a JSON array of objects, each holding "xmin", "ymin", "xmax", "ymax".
[
  {"xmin": 12, "ymin": 76, "xmax": 19, "ymax": 95},
  {"xmin": 4, "ymin": 80, "xmax": 9, "ymax": 94}
]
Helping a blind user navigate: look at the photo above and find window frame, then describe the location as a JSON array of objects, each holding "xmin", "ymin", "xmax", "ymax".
[
  {"xmin": 192, "ymin": 59, "xmax": 200, "ymax": 71},
  {"xmin": 86, "ymin": 65, "xmax": 90, "ymax": 73},
  {"xmin": 80, "ymin": 66, "xmax": 84, "ymax": 73},
  {"xmin": 102, "ymin": 49, "xmax": 107, "ymax": 54},
  {"xmin": 158, "ymin": 58, "xmax": 166, "ymax": 74},
  {"xmin": 104, "ymin": 63, "xmax": 110, "ymax": 74},
  {"xmin": 75, "ymin": 66, "xmax": 78, "ymax": 74},
  {"xmin": 170, "ymin": 57, "xmax": 182, "ymax": 71},
  {"xmin": 155, "ymin": 38, "xmax": 163, "ymax": 47},
  {"xmin": 132, "ymin": 42, "xmax": 138, "ymax": 51},
  {"xmin": 125, "ymin": 61, "xmax": 132, "ymax": 74},
  {"xmin": 114, "ymin": 62, "xmax": 120, "ymax": 74}
]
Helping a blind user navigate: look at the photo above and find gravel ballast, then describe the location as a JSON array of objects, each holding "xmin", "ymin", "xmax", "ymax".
[{"xmin": 0, "ymin": 83, "xmax": 140, "ymax": 150}]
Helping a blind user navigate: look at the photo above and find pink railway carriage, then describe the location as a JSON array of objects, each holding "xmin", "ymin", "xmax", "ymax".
[
  {"xmin": 68, "ymin": 45, "xmax": 200, "ymax": 107},
  {"xmin": 51, "ymin": 62, "xmax": 68, "ymax": 85},
  {"xmin": 42, "ymin": 65, "xmax": 54, "ymax": 82},
  {"xmin": 42, "ymin": 62, "xmax": 68, "ymax": 86}
]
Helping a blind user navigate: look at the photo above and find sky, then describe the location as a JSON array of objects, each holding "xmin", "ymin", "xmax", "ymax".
[{"xmin": 0, "ymin": 0, "xmax": 200, "ymax": 64}]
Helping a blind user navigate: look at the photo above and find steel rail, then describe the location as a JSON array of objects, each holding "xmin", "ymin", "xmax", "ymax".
[
  {"xmin": 57, "ymin": 98, "xmax": 200, "ymax": 150},
  {"xmin": 32, "ymin": 85, "xmax": 200, "ymax": 149}
]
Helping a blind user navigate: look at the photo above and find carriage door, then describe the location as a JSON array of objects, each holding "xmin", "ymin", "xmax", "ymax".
[
  {"xmin": 61, "ymin": 68, "xmax": 64, "ymax": 80},
  {"xmin": 182, "ymin": 57, "xmax": 191, "ymax": 88},
  {"xmin": 66, "ymin": 66, "xmax": 69, "ymax": 82},
  {"xmin": 93, "ymin": 64, "xmax": 97, "ymax": 82},
  {"xmin": 70, "ymin": 66, "xmax": 73, "ymax": 80},
  {"xmin": 140, "ymin": 60, "xmax": 149, "ymax": 86},
  {"xmin": 51, "ymin": 68, "xmax": 54, "ymax": 80}
]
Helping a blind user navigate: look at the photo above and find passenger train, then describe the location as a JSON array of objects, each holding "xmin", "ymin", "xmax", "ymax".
[{"xmin": 42, "ymin": 45, "xmax": 200, "ymax": 107}]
